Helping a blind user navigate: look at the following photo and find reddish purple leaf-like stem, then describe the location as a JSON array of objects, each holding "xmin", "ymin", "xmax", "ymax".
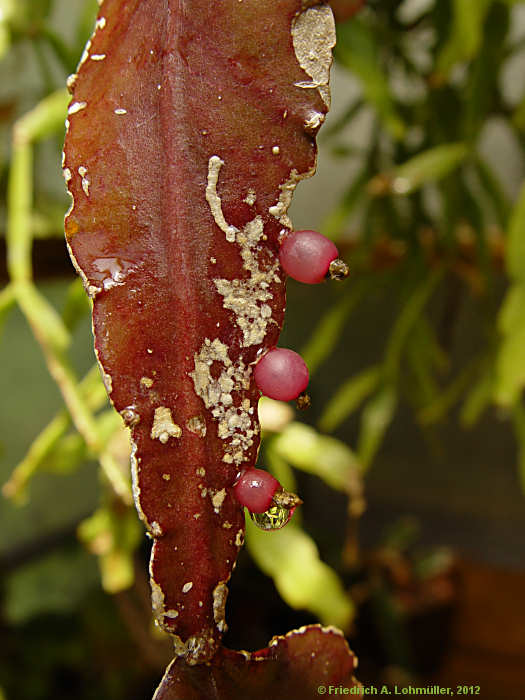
[
  {"xmin": 64, "ymin": 0, "xmax": 335, "ymax": 664},
  {"xmin": 154, "ymin": 626, "xmax": 361, "ymax": 700}
]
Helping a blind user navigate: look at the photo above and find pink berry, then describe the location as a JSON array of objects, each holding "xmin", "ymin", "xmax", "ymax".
[
  {"xmin": 279, "ymin": 230, "xmax": 339, "ymax": 284},
  {"xmin": 233, "ymin": 468, "xmax": 280, "ymax": 513},
  {"xmin": 254, "ymin": 347, "xmax": 309, "ymax": 401}
]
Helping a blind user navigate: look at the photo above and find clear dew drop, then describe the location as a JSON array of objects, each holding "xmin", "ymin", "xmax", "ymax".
[
  {"xmin": 249, "ymin": 503, "xmax": 294, "ymax": 531},
  {"xmin": 92, "ymin": 257, "xmax": 136, "ymax": 290}
]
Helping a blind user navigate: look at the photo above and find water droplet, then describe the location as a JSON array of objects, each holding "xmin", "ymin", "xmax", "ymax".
[
  {"xmin": 328, "ymin": 258, "xmax": 349, "ymax": 281},
  {"xmin": 250, "ymin": 503, "xmax": 295, "ymax": 531},
  {"xmin": 295, "ymin": 392, "xmax": 311, "ymax": 411},
  {"xmin": 92, "ymin": 257, "xmax": 137, "ymax": 290}
]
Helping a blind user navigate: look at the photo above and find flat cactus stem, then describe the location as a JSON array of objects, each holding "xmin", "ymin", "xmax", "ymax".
[
  {"xmin": 63, "ymin": 0, "xmax": 335, "ymax": 664},
  {"xmin": 154, "ymin": 625, "xmax": 362, "ymax": 700}
]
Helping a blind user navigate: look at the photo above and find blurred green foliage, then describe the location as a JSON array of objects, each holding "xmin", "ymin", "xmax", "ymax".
[
  {"xmin": 2, "ymin": 0, "xmax": 525, "ymax": 697},
  {"xmin": 308, "ymin": 0, "xmax": 525, "ymax": 484}
]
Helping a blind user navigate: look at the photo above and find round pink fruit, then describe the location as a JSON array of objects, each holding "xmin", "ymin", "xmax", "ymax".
[
  {"xmin": 233, "ymin": 468, "xmax": 280, "ymax": 513},
  {"xmin": 254, "ymin": 347, "xmax": 309, "ymax": 401},
  {"xmin": 279, "ymin": 229, "xmax": 339, "ymax": 284}
]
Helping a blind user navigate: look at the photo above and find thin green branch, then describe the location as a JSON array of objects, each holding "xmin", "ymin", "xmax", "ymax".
[
  {"xmin": 384, "ymin": 269, "xmax": 443, "ymax": 383},
  {"xmin": 418, "ymin": 356, "xmax": 485, "ymax": 425},
  {"xmin": 32, "ymin": 38, "xmax": 57, "ymax": 94},
  {"xmin": 3, "ymin": 364, "xmax": 107, "ymax": 503},
  {"xmin": 5, "ymin": 90, "xmax": 131, "ymax": 503},
  {"xmin": 301, "ymin": 279, "xmax": 368, "ymax": 377},
  {"xmin": 7, "ymin": 90, "xmax": 69, "ymax": 282},
  {"xmin": 0, "ymin": 284, "xmax": 16, "ymax": 319},
  {"xmin": 6, "ymin": 138, "xmax": 33, "ymax": 282}
]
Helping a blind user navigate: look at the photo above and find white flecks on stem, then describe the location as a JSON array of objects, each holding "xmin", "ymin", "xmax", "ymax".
[
  {"xmin": 150, "ymin": 521, "xmax": 163, "ymax": 536},
  {"xmin": 189, "ymin": 338, "xmax": 256, "ymax": 466},
  {"xmin": 205, "ymin": 156, "xmax": 238, "ymax": 243},
  {"xmin": 304, "ymin": 111, "xmax": 325, "ymax": 132},
  {"xmin": 164, "ymin": 609, "xmax": 179, "ymax": 619},
  {"xmin": 66, "ymin": 74, "xmax": 77, "ymax": 92},
  {"xmin": 68, "ymin": 101, "xmax": 87, "ymax": 115},
  {"xmin": 64, "ymin": 233, "xmax": 99, "ymax": 298},
  {"xmin": 212, "ymin": 582, "xmax": 228, "ymax": 634},
  {"xmin": 206, "ymin": 156, "xmax": 280, "ymax": 348},
  {"xmin": 244, "ymin": 189, "xmax": 256, "ymax": 206},
  {"xmin": 151, "ymin": 407, "xmax": 182, "ymax": 444},
  {"xmin": 212, "ymin": 215, "xmax": 276, "ymax": 346},
  {"xmin": 78, "ymin": 166, "xmax": 90, "ymax": 197},
  {"xmin": 291, "ymin": 4, "xmax": 336, "ymax": 108},
  {"xmin": 102, "ymin": 371, "xmax": 112, "ymax": 394},
  {"xmin": 210, "ymin": 488, "xmax": 227, "ymax": 514},
  {"xmin": 186, "ymin": 416, "xmax": 207, "ymax": 437},
  {"xmin": 130, "ymin": 439, "xmax": 150, "ymax": 529},
  {"xmin": 150, "ymin": 578, "xmax": 166, "ymax": 619},
  {"xmin": 294, "ymin": 79, "xmax": 320, "ymax": 90},
  {"xmin": 172, "ymin": 630, "xmax": 216, "ymax": 665},
  {"xmin": 268, "ymin": 168, "xmax": 306, "ymax": 228},
  {"xmin": 114, "ymin": 108, "xmax": 127, "ymax": 115},
  {"xmin": 120, "ymin": 406, "xmax": 140, "ymax": 426},
  {"xmin": 79, "ymin": 39, "xmax": 92, "ymax": 67}
]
